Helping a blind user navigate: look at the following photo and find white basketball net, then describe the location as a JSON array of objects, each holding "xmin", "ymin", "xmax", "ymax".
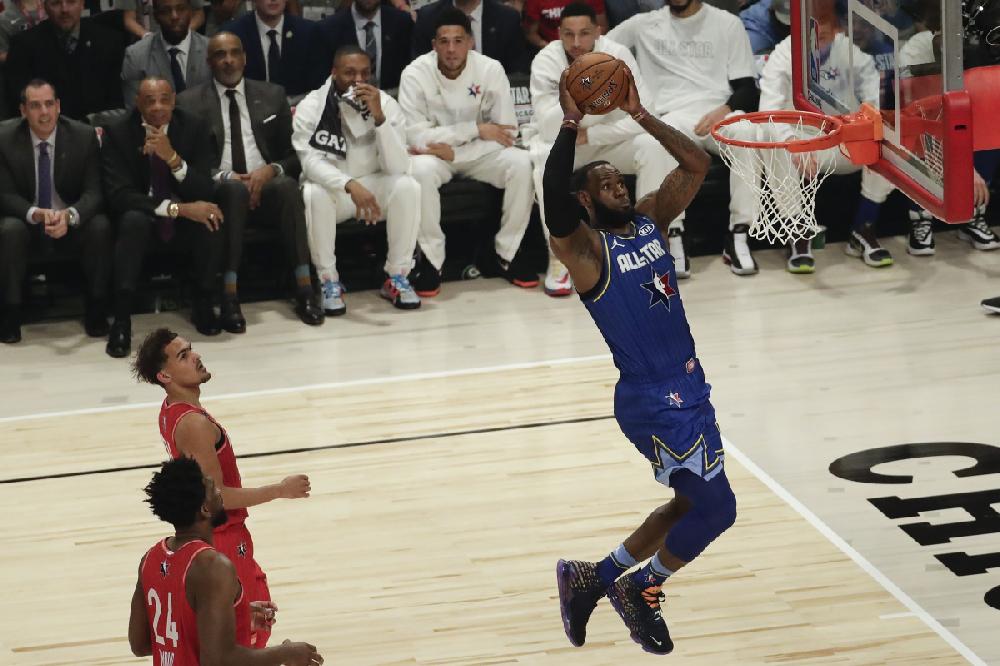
[{"xmin": 715, "ymin": 116, "xmax": 839, "ymax": 245}]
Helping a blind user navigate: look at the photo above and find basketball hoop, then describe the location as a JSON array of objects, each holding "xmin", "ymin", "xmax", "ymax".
[{"xmin": 711, "ymin": 106, "xmax": 883, "ymax": 245}]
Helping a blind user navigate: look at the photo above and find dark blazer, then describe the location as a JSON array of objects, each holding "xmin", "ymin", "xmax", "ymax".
[
  {"xmin": 412, "ymin": 0, "xmax": 528, "ymax": 74},
  {"xmin": 176, "ymin": 77, "xmax": 300, "ymax": 180},
  {"xmin": 0, "ymin": 116, "xmax": 103, "ymax": 222},
  {"xmin": 4, "ymin": 19, "xmax": 126, "ymax": 120},
  {"xmin": 100, "ymin": 107, "xmax": 214, "ymax": 217},
  {"xmin": 222, "ymin": 13, "xmax": 329, "ymax": 97},
  {"xmin": 317, "ymin": 4, "xmax": 413, "ymax": 90}
]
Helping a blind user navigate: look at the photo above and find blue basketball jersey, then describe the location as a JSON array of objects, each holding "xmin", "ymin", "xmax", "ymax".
[{"xmin": 581, "ymin": 217, "xmax": 706, "ymax": 389}]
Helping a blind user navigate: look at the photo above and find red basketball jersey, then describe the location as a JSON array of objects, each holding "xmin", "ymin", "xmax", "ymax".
[
  {"xmin": 140, "ymin": 538, "xmax": 252, "ymax": 664},
  {"xmin": 159, "ymin": 400, "xmax": 249, "ymax": 525}
]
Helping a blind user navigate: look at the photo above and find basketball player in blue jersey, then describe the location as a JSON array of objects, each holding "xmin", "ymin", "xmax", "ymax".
[{"xmin": 547, "ymin": 68, "xmax": 737, "ymax": 655}]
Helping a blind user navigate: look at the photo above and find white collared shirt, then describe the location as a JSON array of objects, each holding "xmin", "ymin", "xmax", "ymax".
[
  {"xmin": 162, "ymin": 30, "xmax": 193, "ymax": 83},
  {"xmin": 214, "ymin": 77, "xmax": 267, "ymax": 174},
  {"xmin": 26, "ymin": 126, "xmax": 73, "ymax": 224},
  {"xmin": 256, "ymin": 12, "xmax": 285, "ymax": 81},
  {"xmin": 466, "ymin": 0, "xmax": 483, "ymax": 53},
  {"xmin": 352, "ymin": 4, "xmax": 382, "ymax": 84}
]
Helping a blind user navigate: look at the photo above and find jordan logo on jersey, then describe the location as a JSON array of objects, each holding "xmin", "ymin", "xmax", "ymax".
[
  {"xmin": 237, "ymin": 542, "xmax": 247, "ymax": 558},
  {"xmin": 160, "ymin": 560, "xmax": 170, "ymax": 577},
  {"xmin": 640, "ymin": 267, "xmax": 676, "ymax": 310}
]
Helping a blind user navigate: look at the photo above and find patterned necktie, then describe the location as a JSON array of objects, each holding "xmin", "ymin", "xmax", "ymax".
[
  {"xmin": 37, "ymin": 141, "xmax": 52, "ymax": 209},
  {"xmin": 225, "ymin": 89, "xmax": 248, "ymax": 174},
  {"xmin": 149, "ymin": 154, "xmax": 175, "ymax": 242},
  {"xmin": 168, "ymin": 47, "xmax": 186, "ymax": 93},
  {"xmin": 266, "ymin": 29, "xmax": 280, "ymax": 82},
  {"xmin": 363, "ymin": 21, "xmax": 378, "ymax": 84},
  {"xmin": 63, "ymin": 34, "xmax": 77, "ymax": 54}
]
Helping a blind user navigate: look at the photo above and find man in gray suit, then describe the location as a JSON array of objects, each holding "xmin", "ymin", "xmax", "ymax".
[
  {"xmin": 176, "ymin": 32, "xmax": 324, "ymax": 333},
  {"xmin": 0, "ymin": 79, "xmax": 112, "ymax": 343},
  {"xmin": 122, "ymin": 0, "xmax": 211, "ymax": 109}
]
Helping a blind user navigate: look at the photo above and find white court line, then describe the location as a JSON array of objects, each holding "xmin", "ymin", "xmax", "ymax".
[
  {"xmin": 0, "ymin": 354, "xmax": 611, "ymax": 425},
  {"xmin": 2, "ymin": 353, "xmax": 986, "ymax": 663},
  {"xmin": 723, "ymin": 438, "xmax": 986, "ymax": 666}
]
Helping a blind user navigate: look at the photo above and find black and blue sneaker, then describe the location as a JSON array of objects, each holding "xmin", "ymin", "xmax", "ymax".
[
  {"xmin": 607, "ymin": 573, "xmax": 673, "ymax": 655},
  {"xmin": 556, "ymin": 559, "xmax": 605, "ymax": 647}
]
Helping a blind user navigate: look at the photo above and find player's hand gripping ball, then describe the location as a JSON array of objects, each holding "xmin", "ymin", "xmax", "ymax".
[{"xmin": 565, "ymin": 53, "xmax": 629, "ymax": 115}]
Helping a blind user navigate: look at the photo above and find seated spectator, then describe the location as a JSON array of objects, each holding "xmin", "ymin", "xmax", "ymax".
[
  {"xmin": 0, "ymin": 80, "xmax": 112, "ymax": 343},
  {"xmin": 293, "ymin": 46, "xmax": 422, "ymax": 314},
  {"xmin": 739, "ymin": 0, "xmax": 789, "ymax": 55},
  {"xmin": 0, "ymin": 0, "xmax": 46, "ymax": 62},
  {"xmin": 101, "ymin": 77, "xmax": 223, "ymax": 358},
  {"xmin": 115, "ymin": 0, "xmax": 204, "ymax": 40},
  {"xmin": 204, "ymin": 0, "xmax": 247, "ymax": 37},
  {"xmin": 223, "ymin": 0, "xmax": 329, "ymax": 98},
  {"xmin": 5, "ymin": 0, "xmax": 126, "ymax": 120},
  {"xmin": 177, "ymin": 32, "xmax": 324, "ymax": 331},
  {"xmin": 400, "ymin": 9, "xmax": 537, "ymax": 295},
  {"xmin": 609, "ymin": 0, "xmax": 761, "ymax": 277},
  {"xmin": 122, "ymin": 0, "xmax": 211, "ymax": 108},
  {"xmin": 412, "ymin": 0, "xmax": 529, "ymax": 74},
  {"xmin": 527, "ymin": 1, "xmax": 670, "ymax": 295},
  {"xmin": 604, "ymin": 0, "xmax": 660, "ymax": 30},
  {"xmin": 757, "ymin": 32, "xmax": 895, "ymax": 273},
  {"xmin": 522, "ymin": 0, "xmax": 606, "ymax": 51},
  {"xmin": 317, "ymin": 0, "xmax": 413, "ymax": 90}
]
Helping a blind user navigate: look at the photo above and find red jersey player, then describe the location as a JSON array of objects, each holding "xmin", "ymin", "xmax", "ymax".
[
  {"xmin": 132, "ymin": 328, "xmax": 312, "ymax": 647},
  {"xmin": 129, "ymin": 457, "xmax": 323, "ymax": 665}
]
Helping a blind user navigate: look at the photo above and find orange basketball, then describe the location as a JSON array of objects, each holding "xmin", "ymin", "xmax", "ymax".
[{"xmin": 566, "ymin": 52, "xmax": 628, "ymax": 116}]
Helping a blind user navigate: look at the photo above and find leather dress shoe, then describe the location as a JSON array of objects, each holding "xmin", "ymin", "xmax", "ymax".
[
  {"xmin": 106, "ymin": 318, "xmax": 131, "ymax": 358},
  {"xmin": 294, "ymin": 291, "xmax": 324, "ymax": 326},
  {"xmin": 221, "ymin": 295, "xmax": 247, "ymax": 334},
  {"xmin": 192, "ymin": 299, "xmax": 222, "ymax": 336},
  {"xmin": 84, "ymin": 301, "xmax": 110, "ymax": 338},
  {"xmin": 1, "ymin": 307, "xmax": 21, "ymax": 344}
]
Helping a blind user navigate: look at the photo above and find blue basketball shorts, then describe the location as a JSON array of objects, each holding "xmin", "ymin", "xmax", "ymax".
[{"xmin": 614, "ymin": 378, "xmax": 725, "ymax": 488}]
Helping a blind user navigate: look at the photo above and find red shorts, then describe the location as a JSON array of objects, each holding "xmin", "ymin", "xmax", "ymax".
[{"xmin": 214, "ymin": 521, "xmax": 272, "ymax": 647}]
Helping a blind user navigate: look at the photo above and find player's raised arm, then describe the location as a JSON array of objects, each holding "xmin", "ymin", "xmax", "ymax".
[
  {"xmin": 127, "ymin": 560, "xmax": 153, "ymax": 657},
  {"xmin": 624, "ymin": 69, "xmax": 712, "ymax": 232},
  {"xmin": 542, "ymin": 71, "xmax": 604, "ymax": 293},
  {"xmin": 192, "ymin": 550, "xmax": 323, "ymax": 666},
  {"xmin": 175, "ymin": 414, "xmax": 311, "ymax": 510}
]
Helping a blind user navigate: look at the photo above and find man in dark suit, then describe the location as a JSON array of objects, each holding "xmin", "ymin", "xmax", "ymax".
[
  {"xmin": 4, "ymin": 0, "xmax": 125, "ymax": 120},
  {"xmin": 177, "ymin": 32, "xmax": 323, "ymax": 332},
  {"xmin": 0, "ymin": 79, "xmax": 112, "ymax": 343},
  {"xmin": 102, "ymin": 76, "xmax": 224, "ymax": 359},
  {"xmin": 121, "ymin": 0, "xmax": 212, "ymax": 108},
  {"xmin": 222, "ymin": 0, "xmax": 328, "ymax": 98},
  {"xmin": 317, "ymin": 0, "xmax": 412, "ymax": 90},
  {"xmin": 412, "ymin": 0, "xmax": 528, "ymax": 74}
]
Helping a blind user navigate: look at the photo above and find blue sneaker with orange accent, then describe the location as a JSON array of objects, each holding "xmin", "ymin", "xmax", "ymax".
[
  {"xmin": 607, "ymin": 574, "xmax": 673, "ymax": 654},
  {"xmin": 380, "ymin": 274, "xmax": 421, "ymax": 310},
  {"xmin": 556, "ymin": 559, "xmax": 605, "ymax": 647}
]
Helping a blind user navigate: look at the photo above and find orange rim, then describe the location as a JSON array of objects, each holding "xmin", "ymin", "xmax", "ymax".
[{"xmin": 711, "ymin": 110, "xmax": 844, "ymax": 153}]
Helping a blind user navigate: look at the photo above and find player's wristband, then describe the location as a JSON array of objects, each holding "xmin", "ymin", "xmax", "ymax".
[
  {"xmin": 562, "ymin": 111, "xmax": 583, "ymax": 130},
  {"xmin": 631, "ymin": 108, "xmax": 649, "ymax": 122}
]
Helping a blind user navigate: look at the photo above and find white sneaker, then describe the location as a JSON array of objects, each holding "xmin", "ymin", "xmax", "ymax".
[
  {"xmin": 321, "ymin": 279, "xmax": 346, "ymax": 316},
  {"xmin": 544, "ymin": 257, "xmax": 573, "ymax": 297},
  {"xmin": 722, "ymin": 224, "xmax": 759, "ymax": 276},
  {"xmin": 668, "ymin": 228, "xmax": 691, "ymax": 279}
]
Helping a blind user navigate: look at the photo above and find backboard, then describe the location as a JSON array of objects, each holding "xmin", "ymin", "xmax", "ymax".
[{"xmin": 791, "ymin": 0, "xmax": 974, "ymax": 221}]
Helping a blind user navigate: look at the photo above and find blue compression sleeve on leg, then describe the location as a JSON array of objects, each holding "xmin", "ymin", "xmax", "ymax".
[{"xmin": 664, "ymin": 469, "xmax": 737, "ymax": 563}]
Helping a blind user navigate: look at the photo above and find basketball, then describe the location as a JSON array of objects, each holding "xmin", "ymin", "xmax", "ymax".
[{"xmin": 566, "ymin": 53, "xmax": 628, "ymax": 116}]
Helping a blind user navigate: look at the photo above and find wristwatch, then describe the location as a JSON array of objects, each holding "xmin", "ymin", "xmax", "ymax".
[{"xmin": 167, "ymin": 202, "xmax": 180, "ymax": 219}]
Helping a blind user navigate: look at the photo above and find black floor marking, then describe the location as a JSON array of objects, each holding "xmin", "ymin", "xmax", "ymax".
[{"xmin": 0, "ymin": 414, "xmax": 615, "ymax": 485}]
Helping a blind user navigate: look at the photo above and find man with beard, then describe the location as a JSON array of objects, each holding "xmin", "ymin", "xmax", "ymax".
[
  {"xmin": 121, "ymin": 0, "xmax": 211, "ymax": 108},
  {"xmin": 129, "ymin": 457, "xmax": 324, "ymax": 665},
  {"xmin": 608, "ymin": 0, "xmax": 760, "ymax": 277},
  {"xmin": 527, "ymin": 2, "xmax": 671, "ymax": 296},
  {"xmin": 545, "ymin": 70, "xmax": 737, "ymax": 655},
  {"xmin": 131, "ymin": 327, "xmax": 313, "ymax": 647}
]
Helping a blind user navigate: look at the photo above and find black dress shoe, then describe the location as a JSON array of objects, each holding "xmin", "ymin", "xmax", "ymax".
[
  {"xmin": 192, "ymin": 299, "xmax": 222, "ymax": 336},
  {"xmin": 84, "ymin": 301, "xmax": 110, "ymax": 338},
  {"xmin": 1, "ymin": 307, "xmax": 21, "ymax": 344},
  {"xmin": 294, "ymin": 291, "xmax": 324, "ymax": 326},
  {"xmin": 220, "ymin": 296, "xmax": 247, "ymax": 334},
  {"xmin": 106, "ymin": 318, "xmax": 131, "ymax": 358}
]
